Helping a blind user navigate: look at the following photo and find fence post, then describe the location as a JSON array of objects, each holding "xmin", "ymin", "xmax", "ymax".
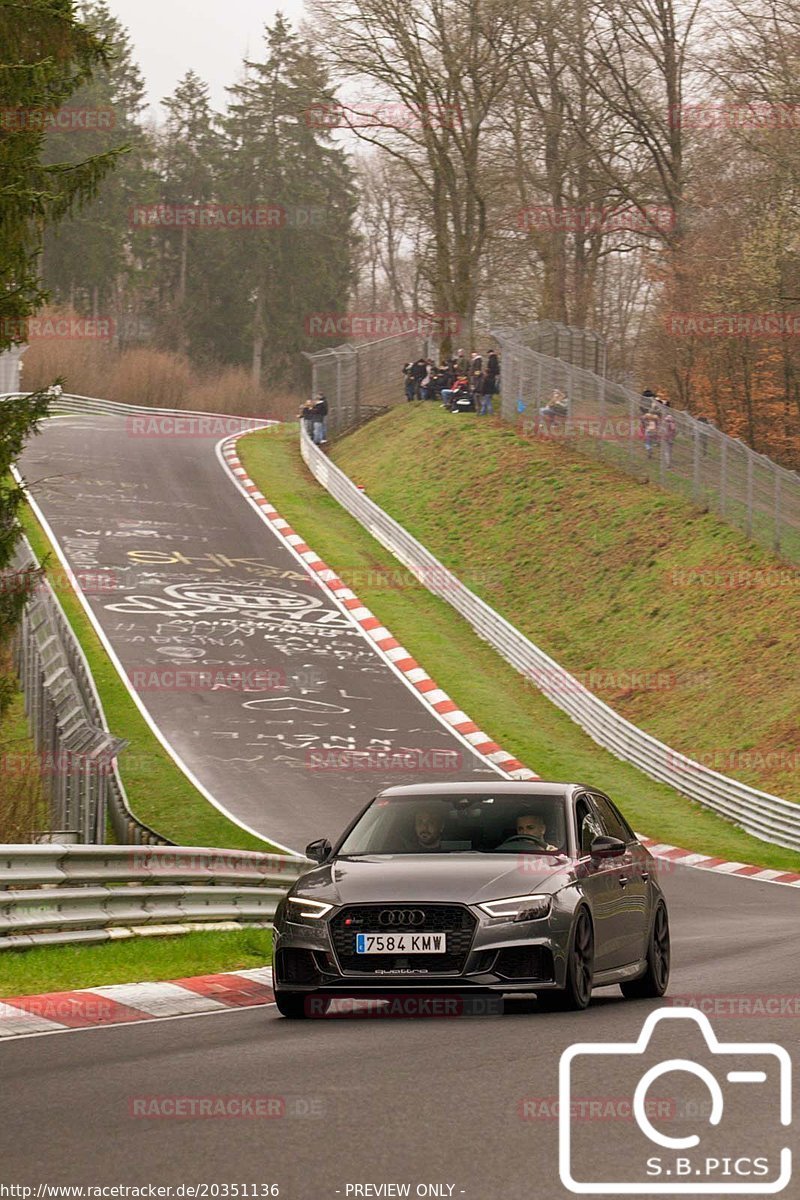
[
  {"xmin": 692, "ymin": 425, "xmax": 701, "ymax": 502},
  {"xmin": 746, "ymin": 453, "xmax": 754, "ymax": 537},
  {"xmin": 773, "ymin": 471, "xmax": 781, "ymax": 554},
  {"xmin": 628, "ymin": 395, "xmax": 638, "ymax": 465},
  {"xmin": 719, "ymin": 437, "xmax": 727, "ymax": 517}
]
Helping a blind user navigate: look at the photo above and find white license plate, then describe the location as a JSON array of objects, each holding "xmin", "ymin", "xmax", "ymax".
[{"xmin": 355, "ymin": 932, "xmax": 446, "ymax": 954}]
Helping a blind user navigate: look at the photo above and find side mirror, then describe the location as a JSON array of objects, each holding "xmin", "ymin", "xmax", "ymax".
[
  {"xmin": 305, "ymin": 838, "xmax": 332, "ymax": 864},
  {"xmin": 589, "ymin": 835, "xmax": 626, "ymax": 860}
]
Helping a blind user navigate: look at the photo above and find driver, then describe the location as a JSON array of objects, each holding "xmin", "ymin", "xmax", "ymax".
[{"xmin": 515, "ymin": 810, "xmax": 560, "ymax": 853}]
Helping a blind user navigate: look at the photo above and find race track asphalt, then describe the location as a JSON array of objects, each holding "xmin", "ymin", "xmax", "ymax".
[
  {"xmin": 19, "ymin": 414, "xmax": 500, "ymax": 850},
  {"xmin": 10, "ymin": 410, "xmax": 798, "ymax": 1199},
  {"xmin": 1, "ymin": 865, "xmax": 797, "ymax": 1199}
]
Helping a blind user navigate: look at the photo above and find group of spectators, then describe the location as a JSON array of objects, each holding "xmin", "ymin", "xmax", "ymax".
[
  {"xmin": 298, "ymin": 393, "xmax": 329, "ymax": 444},
  {"xmin": 402, "ymin": 348, "xmax": 501, "ymax": 415}
]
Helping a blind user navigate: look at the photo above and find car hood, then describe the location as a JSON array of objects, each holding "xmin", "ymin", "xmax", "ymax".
[{"xmin": 290, "ymin": 853, "xmax": 573, "ymax": 906}]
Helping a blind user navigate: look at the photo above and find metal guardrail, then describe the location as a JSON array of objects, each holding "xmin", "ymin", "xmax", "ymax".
[
  {"xmin": 300, "ymin": 426, "xmax": 800, "ymax": 853},
  {"xmin": 9, "ymin": 537, "xmax": 169, "ymax": 847},
  {"xmin": 0, "ymin": 844, "xmax": 310, "ymax": 949},
  {"xmin": 2, "ymin": 390, "xmax": 272, "ymax": 424}
]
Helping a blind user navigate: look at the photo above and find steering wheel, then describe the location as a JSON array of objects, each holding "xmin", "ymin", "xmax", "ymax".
[{"xmin": 500, "ymin": 833, "xmax": 548, "ymax": 849}]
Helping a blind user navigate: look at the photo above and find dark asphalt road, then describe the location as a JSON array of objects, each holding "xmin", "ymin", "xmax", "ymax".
[
  {"xmin": 19, "ymin": 414, "xmax": 499, "ymax": 850},
  {"xmin": 1, "ymin": 866, "xmax": 797, "ymax": 1199}
]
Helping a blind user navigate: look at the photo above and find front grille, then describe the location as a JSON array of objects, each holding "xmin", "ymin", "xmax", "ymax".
[
  {"xmin": 494, "ymin": 945, "xmax": 554, "ymax": 981},
  {"xmin": 330, "ymin": 904, "xmax": 477, "ymax": 975}
]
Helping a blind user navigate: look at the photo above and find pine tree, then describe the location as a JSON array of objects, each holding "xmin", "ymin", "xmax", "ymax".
[
  {"xmin": 0, "ymin": 0, "xmax": 123, "ymax": 713},
  {"xmin": 215, "ymin": 16, "xmax": 357, "ymax": 383},
  {"xmin": 155, "ymin": 71, "xmax": 223, "ymax": 355},
  {"xmin": 40, "ymin": 1, "xmax": 154, "ymax": 333},
  {"xmin": 0, "ymin": 0, "xmax": 123, "ymax": 342}
]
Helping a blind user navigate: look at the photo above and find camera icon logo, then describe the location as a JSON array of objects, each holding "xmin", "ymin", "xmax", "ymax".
[{"xmin": 559, "ymin": 1007, "xmax": 792, "ymax": 1194}]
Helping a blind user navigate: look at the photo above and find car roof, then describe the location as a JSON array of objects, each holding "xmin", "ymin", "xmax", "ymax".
[{"xmin": 376, "ymin": 781, "xmax": 584, "ymax": 798}]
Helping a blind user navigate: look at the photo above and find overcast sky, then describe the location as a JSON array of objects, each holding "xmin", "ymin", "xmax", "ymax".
[{"xmin": 110, "ymin": 0, "xmax": 309, "ymax": 117}]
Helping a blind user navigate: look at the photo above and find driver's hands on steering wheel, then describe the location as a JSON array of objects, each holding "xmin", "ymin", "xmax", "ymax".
[{"xmin": 499, "ymin": 833, "xmax": 560, "ymax": 852}]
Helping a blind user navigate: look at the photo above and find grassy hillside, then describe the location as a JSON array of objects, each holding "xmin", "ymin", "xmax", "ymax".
[
  {"xmin": 332, "ymin": 406, "xmax": 799, "ymax": 803},
  {"xmin": 239, "ymin": 425, "xmax": 799, "ymax": 872}
]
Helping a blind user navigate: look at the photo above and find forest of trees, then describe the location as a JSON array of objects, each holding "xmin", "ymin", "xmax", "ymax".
[{"xmin": 25, "ymin": 0, "xmax": 800, "ymax": 467}]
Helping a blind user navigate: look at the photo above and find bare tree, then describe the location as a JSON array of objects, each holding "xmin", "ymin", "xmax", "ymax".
[{"xmin": 307, "ymin": 0, "xmax": 523, "ymax": 347}]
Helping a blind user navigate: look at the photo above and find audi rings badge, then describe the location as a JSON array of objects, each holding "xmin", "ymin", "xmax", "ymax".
[{"xmin": 378, "ymin": 908, "xmax": 426, "ymax": 927}]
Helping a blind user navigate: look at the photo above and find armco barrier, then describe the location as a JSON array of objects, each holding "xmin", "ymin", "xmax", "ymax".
[
  {"xmin": 299, "ymin": 425, "xmax": 800, "ymax": 852},
  {"xmin": 0, "ymin": 845, "xmax": 310, "ymax": 948},
  {"xmin": 10, "ymin": 536, "xmax": 167, "ymax": 846}
]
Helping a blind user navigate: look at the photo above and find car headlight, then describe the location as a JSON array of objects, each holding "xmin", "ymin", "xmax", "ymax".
[
  {"xmin": 478, "ymin": 894, "xmax": 552, "ymax": 921},
  {"xmin": 286, "ymin": 895, "xmax": 334, "ymax": 920}
]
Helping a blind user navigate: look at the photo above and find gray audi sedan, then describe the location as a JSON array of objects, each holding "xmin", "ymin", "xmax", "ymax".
[{"xmin": 271, "ymin": 781, "xmax": 670, "ymax": 1018}]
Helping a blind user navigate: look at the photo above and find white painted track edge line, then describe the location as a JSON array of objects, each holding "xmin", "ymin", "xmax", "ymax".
[{"xmin": 0, "ymin": 999, "xmax": 278, "ymax": 1044}]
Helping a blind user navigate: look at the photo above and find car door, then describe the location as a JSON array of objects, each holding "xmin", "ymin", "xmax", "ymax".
[
  {"xmin": 590, "ymin": 792, "xmax": 650, "ymax": 966},
  {"xmin": 573, "ymin": 793, "xmax": 627, "ymax": 973}
]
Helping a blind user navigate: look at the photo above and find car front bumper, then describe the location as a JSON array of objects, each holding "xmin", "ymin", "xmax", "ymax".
[{"xmin": 272, "ymin": 900, "xmax": 574, "ymax": 994}]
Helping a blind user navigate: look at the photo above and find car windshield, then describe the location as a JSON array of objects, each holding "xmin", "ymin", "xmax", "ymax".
[{"xmin": 337, "ymin": 793, "xmax": 568, "ymax": 856}]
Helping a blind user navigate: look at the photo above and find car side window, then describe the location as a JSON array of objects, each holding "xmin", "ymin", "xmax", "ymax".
[
  {"xmin": 591, "ymin": 793, "xmax": 634, "ymax": 843},
  {"xmin": 574, "ymin": 796, "xmax": 603, "ymax": 856}
]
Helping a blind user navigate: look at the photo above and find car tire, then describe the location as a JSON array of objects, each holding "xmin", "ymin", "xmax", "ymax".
[
  {"xmin": 537, "ymin": 908, "xmax": 594, "ymax": 1011},
  {"xmin": 620, "ymin": 901, "xmax": 670, "ymax": 1000},
  {"xmin": 274, "ymin": 991, "xmax": 329, "ymax": 1019}
]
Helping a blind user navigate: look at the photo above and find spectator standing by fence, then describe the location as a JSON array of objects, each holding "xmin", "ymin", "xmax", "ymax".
[
  {"xmin": 486, "ymin": 348, "xmax": 500, "ymax": 393},
  {"xmin": 402, "ymin": 362, "xmax": 415, "ymax": 401},
  {"xmin": 478, "ymin": 370, "xmax": 494, "ymax": 415},
  {"xmin": 409, "ymin": 357, "xmax": 427, "ymax": 400},
  {"xmin": 298, "ymin": 398, "xmax": 315, "ymax": 437},
  {"xmin": 662, "ymin": 412, "xmax": 677, "ymax": 467},
  {"xmin": 641, "ymin": 407, "xmax": 660, "ymax": 458},
  {"xmin": 311, "ymin": 392, "xmax": 328, "ymax": 444}
]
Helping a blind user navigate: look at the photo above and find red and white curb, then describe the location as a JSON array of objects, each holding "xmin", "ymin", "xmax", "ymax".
[
  {"xmin": 220, "ymin": 437, "xmax": 533, "ymax": 780},
  {"xmin": 638, "ymin": 838, "xmax": 800, "ymax": 888},
  {"xmin": 0, "ymin": 967, "xmax": 274, "ymax": 1040},
  {"xmin": 218, "ymin": 431, "xmax": 800, "ymax": 894}
]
